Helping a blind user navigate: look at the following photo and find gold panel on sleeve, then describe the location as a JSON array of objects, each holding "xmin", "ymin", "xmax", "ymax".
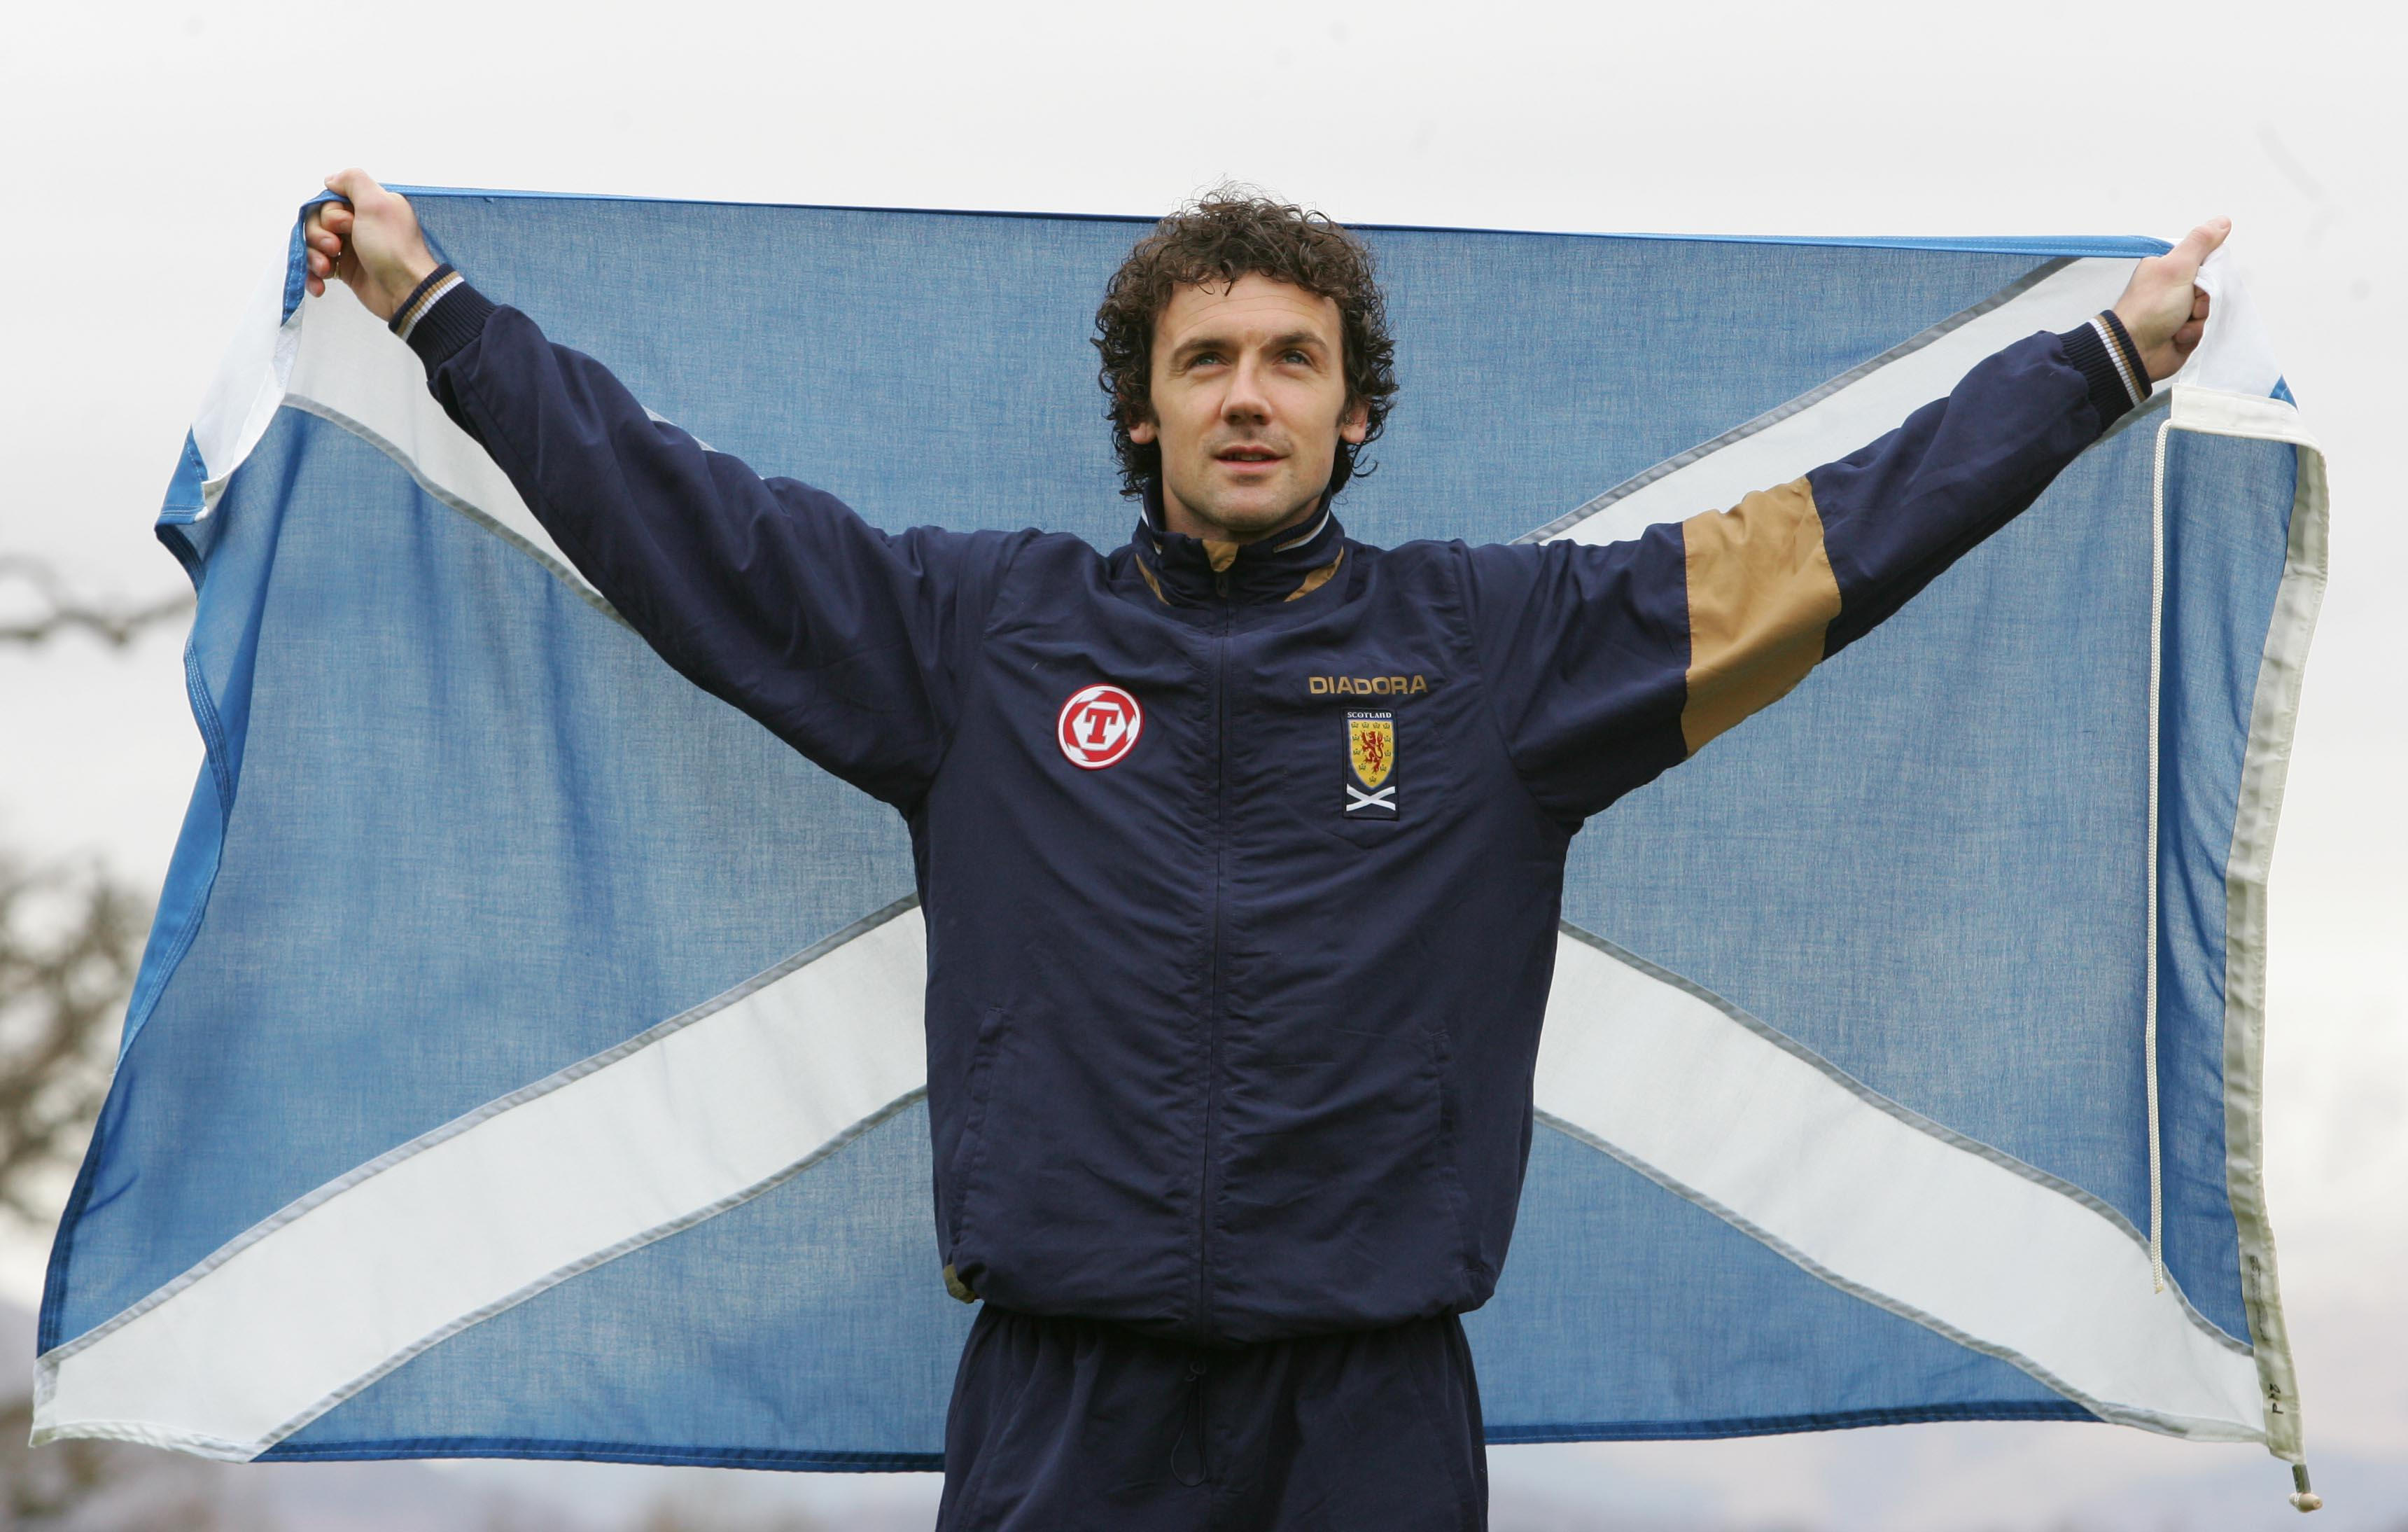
[{"xmin": 1679, "ymin": 478, "xmax": 1843, "ymax": 754}]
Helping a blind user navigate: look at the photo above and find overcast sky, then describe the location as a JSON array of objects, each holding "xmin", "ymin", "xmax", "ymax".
[{"xmin": 2, "ymin": 1, "xmax": 2402, "ymax": 1526}]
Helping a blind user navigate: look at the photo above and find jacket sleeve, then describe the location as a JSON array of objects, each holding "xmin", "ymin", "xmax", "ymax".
[
  {"xmin": 395, "ymin": 276, "xmax": 1018, "ymax": 809},
  {"xmin": 1465, "ymin": 314, "xmax": 2152, "ymax": 824}
]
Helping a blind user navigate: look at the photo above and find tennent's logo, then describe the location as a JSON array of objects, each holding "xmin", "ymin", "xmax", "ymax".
[{"xmin": 1058, "ymin": 685, "xmax": 1144, "ymax": 770}]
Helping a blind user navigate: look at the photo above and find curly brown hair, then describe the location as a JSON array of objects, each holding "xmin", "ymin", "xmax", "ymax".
[{"xmin": 1093, "ymin": 188, "xmax": 1399, "ymax": 501}]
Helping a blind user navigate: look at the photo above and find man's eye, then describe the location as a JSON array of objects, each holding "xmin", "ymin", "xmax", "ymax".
[
  {"xmin": 1282, "ymin": 350, "xmax": 1312, "ymax": 365},
  {"xmin": 1189, "ymin": 351, "xmax": 1224, "ymax": 367}
]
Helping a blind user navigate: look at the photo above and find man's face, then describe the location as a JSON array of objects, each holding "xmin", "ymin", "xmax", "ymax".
[{"xmin": 1130, "ymin": 274, "xmax": 1370, "ymax": 543}]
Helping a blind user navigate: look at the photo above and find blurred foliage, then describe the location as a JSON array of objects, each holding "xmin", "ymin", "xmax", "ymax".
[
  {"xmin": 0, "ymin": 557, "xmax": 178, "ymax": 1527},
  {"xmin": 0, "ymin": 556, "xmax": 184, "ymax": 1228},
  {"xmin": 0, "ymin": 559, "xmax": 190, "ymax": 650},
  {"xmin": 0, "ymin": 856, "xmax": 145, "ymax": 1230},
  {"xmin": 0, "ymin": 1395, "xmax": 234, "ymax": 1531}
]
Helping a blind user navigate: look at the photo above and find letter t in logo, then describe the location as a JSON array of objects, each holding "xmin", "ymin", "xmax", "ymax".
[{"xmin": 1058, "ymin": 684, "xmax": 1144, "ymax": 770}]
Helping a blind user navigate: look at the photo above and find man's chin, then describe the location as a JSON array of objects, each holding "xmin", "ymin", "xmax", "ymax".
[{"xmin": 1175, "ymin": 486, "xmax": 1323, "ymax": 542}]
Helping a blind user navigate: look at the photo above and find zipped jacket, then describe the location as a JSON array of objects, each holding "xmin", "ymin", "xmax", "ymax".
[{"xmin": 401, "ymin": 276, "xmax": 2152, "ymax": 1345}]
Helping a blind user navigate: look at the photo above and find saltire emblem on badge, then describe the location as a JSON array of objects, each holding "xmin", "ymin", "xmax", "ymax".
[
  {"xmin": 1058, "ymin": 684, "xmax": 1143, "ymax": 770},
  {"xmin": 1345, "ymin": 711, "xmax": 1397, "ymax": 816}
]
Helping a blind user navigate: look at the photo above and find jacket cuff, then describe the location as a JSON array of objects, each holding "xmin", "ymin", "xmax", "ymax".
[
  {"xmin": 2059, "ymin": 310, "xmax": 2151, "ymax": 426},
  {"xmin": 396, "ymin": 270, "xmax": 498, "ymax": 376}
]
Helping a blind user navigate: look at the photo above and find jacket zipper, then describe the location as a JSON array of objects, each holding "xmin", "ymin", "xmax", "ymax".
[{"xmin": 1197, "ymin": 571, "xmax": 1233, "ymax": 1339}]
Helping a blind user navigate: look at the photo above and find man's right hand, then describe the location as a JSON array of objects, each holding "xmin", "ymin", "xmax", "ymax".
[{"xmin": 304, "ymin": 169, "xmax": 440, "ymax": 323}]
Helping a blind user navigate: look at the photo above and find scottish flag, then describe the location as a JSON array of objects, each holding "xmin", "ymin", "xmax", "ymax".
[{"xmin": 36, "ymin": 193, "xmax": 2326, "ymax": 1474}]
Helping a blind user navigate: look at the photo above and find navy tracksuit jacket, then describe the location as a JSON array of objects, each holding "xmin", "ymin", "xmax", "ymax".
[{"xmin": 397, "ymin": 272, "xmax": 2149, "ymax": 1519}]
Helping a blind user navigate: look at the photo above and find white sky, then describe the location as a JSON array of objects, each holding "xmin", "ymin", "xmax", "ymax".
[{"xmin": 2, "ymin": 1, "xmax": 2402, "ymax": 1526}]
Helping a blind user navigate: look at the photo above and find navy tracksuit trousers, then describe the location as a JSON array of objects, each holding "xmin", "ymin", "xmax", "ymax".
[{"xmin": 937, "ymin": 1307, "xmax": 1488, "ymax": 1531}]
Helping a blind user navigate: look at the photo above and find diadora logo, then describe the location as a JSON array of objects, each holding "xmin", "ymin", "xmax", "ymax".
[
  {"xmin": 1345, "ymin": 711, "xmax": 1398, "ymax": 816},
  {"xmin": 1058, "ymin": 684, "xmax": 1143, "ymax": 770},
  {"xmin": 1309, "ymin": 674, "xmax": 1429, "ymax": 697}
]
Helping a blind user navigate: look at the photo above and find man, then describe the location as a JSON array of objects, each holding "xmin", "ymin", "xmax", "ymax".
[{"xmin": 304, "ymin": 173, "xmax": 2220, "ymax": 1531}]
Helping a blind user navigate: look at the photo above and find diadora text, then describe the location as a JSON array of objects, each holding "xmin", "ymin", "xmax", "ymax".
[{"xmin": 1308, "ymin": 675, "xmax": 1429, "ymax": 697}]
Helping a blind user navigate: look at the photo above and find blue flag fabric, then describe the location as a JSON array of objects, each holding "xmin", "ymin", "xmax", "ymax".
[{"xmin": 36, "ymin": 193, "xmax": 2326, "ymax": 1470}]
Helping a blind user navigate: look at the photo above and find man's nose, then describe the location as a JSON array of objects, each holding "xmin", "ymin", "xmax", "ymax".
[{"xmin": 1221, "ymin": 356, "xmax": 1273, "ymax": 423}]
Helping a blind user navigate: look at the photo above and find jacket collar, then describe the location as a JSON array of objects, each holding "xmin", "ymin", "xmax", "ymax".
[{"xmin": 1130, "ymin": 480, "xmax": 1349, "ymax": 606}]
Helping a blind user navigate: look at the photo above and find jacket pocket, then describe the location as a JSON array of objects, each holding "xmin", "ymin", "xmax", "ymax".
[
  {"xmin": 1422, "ymin": 1019, "xmax": 1481, "ymax": 1291},
  {"xmin": 945, "ymin": 1005, "xmax": 1011, "ymax": 1248}
]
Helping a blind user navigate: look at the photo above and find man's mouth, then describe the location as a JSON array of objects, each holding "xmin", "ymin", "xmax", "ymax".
[{"xmin": 1216, "ymin": 445, "xmax": 1283, "ymax": 466}]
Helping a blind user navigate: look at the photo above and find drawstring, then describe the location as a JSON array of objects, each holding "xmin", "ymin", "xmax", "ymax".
[{"xmin": 1169, "ymin": 1355, "xmax": 1210, "ymax": 1487}]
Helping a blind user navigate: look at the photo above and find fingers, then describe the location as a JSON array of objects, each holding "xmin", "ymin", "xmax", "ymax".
[
  {"xmin": 302, "ymin": 183, "xmax": 360, "ymax": 302},
  {"xmin": 304, "ymin": 246, "xmax": 346, "ymax": 298},
  {"xmin": 305, "ymin": 172, "xmax": 388, "ymax": 305},
  {"xmin": 2174, "ymin": 290, "xmax": 2211, "ymax": 357},
  {"xmin": 323, "ymin": 167, "xmax": 382, "ymax": 204}
]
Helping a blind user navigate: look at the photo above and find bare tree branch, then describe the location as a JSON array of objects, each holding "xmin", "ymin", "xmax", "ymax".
[
  {"xmin": 0, "ymin": 555, "xmax": 173, "ymax": 1509},
  {"xmin": 0, "ymin": 854, "xmax": 146, "ymax": 1228},
  {"xmin": 0, "ymin": 557, "xmax": 191, "ymax": 649}
]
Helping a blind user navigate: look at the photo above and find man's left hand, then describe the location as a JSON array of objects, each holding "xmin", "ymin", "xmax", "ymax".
[{"xmin": 2113, "ymin": 218, "xmax": 2231, "ymax": 382}]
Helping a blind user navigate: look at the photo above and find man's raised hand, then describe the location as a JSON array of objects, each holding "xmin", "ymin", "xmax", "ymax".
[
  {"xmin": 303, "ymin": 169, "xmax": 440, "ymax": 323},
  {"xmin": 2112, "ymin": 218, "xmax": 2231, "ymax": 383}
]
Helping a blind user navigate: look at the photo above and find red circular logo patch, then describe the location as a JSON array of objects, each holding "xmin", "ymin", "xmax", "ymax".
[{"xmin": 1058, "ymin": 684, "xmax": 1143, "ymax": 770}]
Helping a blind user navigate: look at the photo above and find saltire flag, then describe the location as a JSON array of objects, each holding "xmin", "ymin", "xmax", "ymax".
[{"xmin": 34, "ymin": 191, "xmax": 2328, "ymax": 1479}]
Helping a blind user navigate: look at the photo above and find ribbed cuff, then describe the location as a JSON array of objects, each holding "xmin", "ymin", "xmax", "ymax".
[
  {"xmin": 2060, "ymin": 310, "xmax": 2152, "ymax": 426},
  {"xmin": 388, "ymin": 264, "xmax": 456, "ymax": 337},
  {"xmin": 399, "ymin": 276, "xmax": 498, "ymax": 377}
]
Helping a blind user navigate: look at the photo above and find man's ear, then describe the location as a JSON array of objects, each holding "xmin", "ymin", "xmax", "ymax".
[
  {"xmin": 1128, "ymin": 414, "xmax": 1158, "ymax": 446},
  {"xmin": 1340, "ymin": 398, "xmax": 1370, "ymax": 446}
]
